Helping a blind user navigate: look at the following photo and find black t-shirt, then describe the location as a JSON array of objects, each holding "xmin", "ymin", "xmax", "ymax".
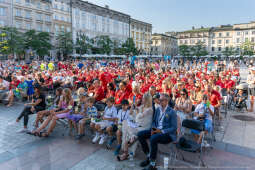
[{"xmin": 33, "ymin": 93, "xmax": 46, "ymax": 109}]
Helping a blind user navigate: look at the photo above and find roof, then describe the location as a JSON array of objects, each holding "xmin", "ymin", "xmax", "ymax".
[
  {"xmin": 152, "ymin": 33, "xmax": 177, "ymax": 39},
  {"xmin": 181, "ymin": 27, "xmax": 211, "ymax": 33}
]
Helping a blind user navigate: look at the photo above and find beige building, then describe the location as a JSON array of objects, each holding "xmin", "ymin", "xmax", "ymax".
[
  {"xmin": 52, "ymin": 0, "xmax": 71, "ymax": 35},
  {"xmin": 0, "ymin": 0, "xmax": 12, "ymax": 27},
  {"xmin": 151, "ymin": 33, "xmax": 178, "ymax": 56},
  {"xmin": 12, "ymin": 0, "xmax": 53, "ymax": 32},
  {"xmin": 130, "ymin": 18, "xmax": 152, "ymax": 54},
  {"xmin": 177, "ymin": 21, "xmax": 255, "ymax": 56}
]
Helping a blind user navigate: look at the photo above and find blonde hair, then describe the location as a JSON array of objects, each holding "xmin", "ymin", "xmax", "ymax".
[
  {"xmin": 143, "ymin": 92, "xmax": 153, "ymax": 108},
  {"xmin": 77, "ymin": 87, "xmax": 85, "ymax": 96}
]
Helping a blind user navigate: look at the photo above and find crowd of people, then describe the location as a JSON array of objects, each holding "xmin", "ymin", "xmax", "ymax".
[{"xmin": 0, "ymin": 58, "xmax": 245, "ymax": 170}]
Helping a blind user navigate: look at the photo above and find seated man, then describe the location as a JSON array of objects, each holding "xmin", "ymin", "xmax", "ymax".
[{"xmin": 137, "ymin": 94, "xmax": 177, "ymax": 170}]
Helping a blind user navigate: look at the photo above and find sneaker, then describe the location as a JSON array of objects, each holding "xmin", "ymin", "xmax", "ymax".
[
  {"xmin": 202, "ymin": 140, "xmax": 211, "ymax": 148},
  {"xmin": 106, "ymin": 136, "xmax": 116, "ymax": 149},
  {"xmin": 140, "ymin": 158, "xmax": 150, "ymax": 167},
  {"xmin": 92, "ymin": 134, "xmax": 100, "ymax": 143},
  {"xmin": 75, "ymin": 134, "xmax": 85, "ymax": 140},
  {"xmin": 114, "ymin": 144, "xmax": 121, "ymax": 156},
  {"xmin": 142, "ymin": 165, "xmax": 157, "ymax": 170},
  {"xmin": 99, "ymin": 134, "xmax": 107, "ymax": 145},
  {"xmin": 17, "ymin": 128, "xmax": 29, "ymax": 133}
]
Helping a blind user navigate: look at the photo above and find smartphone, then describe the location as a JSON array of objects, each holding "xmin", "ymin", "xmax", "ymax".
[{"xmin": 133, "ymin": 96, "xmax": 136, "ymax": 104}]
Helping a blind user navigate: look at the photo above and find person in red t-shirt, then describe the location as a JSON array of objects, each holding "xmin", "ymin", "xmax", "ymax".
[
  {"xmin": 93, "ymin": 80, "xmax": 105, "ymax": 102},
  {"xmin": 115, "ymin": 81, "xmax": 130, "ymax": 105},
  {"xmin": 204, "ymin": 84, "xmax": 222, "ymax": 118},
  {"xmin": 128, "ymin": 85, "xmax": 143, "ymax": 106}
]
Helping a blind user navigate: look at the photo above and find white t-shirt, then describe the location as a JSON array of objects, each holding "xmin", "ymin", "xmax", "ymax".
[
  {"xmin": 103, "ymin": 106, "xmax": 118, "ymax": 124},
  {"xmin": 0, "ymin": 80, "xmax": 9, "ymax": 90},
  {"xmin": 117, "ymin": 109, "xmax": 130, "ymax": 124},
  {"xmin": 194, "ymin": 103, "xmax": 214, "ymax": 120}
]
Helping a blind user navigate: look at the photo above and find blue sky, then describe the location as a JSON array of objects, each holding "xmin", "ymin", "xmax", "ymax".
[{"xmin": 90, "ymin": 0, "xmax": 255, "ymax": 33}]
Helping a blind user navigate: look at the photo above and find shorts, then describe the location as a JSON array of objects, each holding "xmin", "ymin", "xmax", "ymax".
[
  {"xmin": 67, "ymin": 114, "xmax": 84, "ymax": 123},
  {"xmin": 191, "ymin": 119, "xmax": 212, "ymax": 134},
  {"xmin": 249, "ymin": 88, "xmax": 255, "ymax": 96},
  {"xmin": 56, "ymin": 113, "xmax": 70, "ymax": 119},
  {"xmin": 95, "ymin": 121, "xmax": 112, "ymax": 130},
  {"xmin": 112, "ymin": 124, "xmax": 118, "ymax": 132}
]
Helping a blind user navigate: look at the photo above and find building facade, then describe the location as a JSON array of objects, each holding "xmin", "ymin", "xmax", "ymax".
[
  {"xmin": 151, "ymin": 33, "xmax": 178, "ymax": 56},
  {"xmin": 0, "ymin": 0, "xmax": 12, "ymax": 27},
  {"xmin": 71, "ymin": 0, "xmax": 130, "ymax": 46},
  {"xmin": 11, "ymin": 0, "xmax": 53, "ymax": 32},
  {"xmin": 52, "ymin": 0, "xmax": 71, "ymax": 35},
  {"xmin": 177, "ymin": 21, "xmax": 255, "ymax": 56},
  {"xmin": 130, "ymin": 18, "xmax": 152, "ymax": 54}
]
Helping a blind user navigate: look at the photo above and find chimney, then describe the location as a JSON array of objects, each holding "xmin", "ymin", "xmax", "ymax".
[
  {"xmin": 201, "ymin": 26, "xmax": 204, "ymax": 29},
  {"xmin": 192, "ymin": 26, "xmax": 195, "ymax": 30},
  {"xmin": 105, "ymin": 5, "xmax": 109, "ymax": 9}
]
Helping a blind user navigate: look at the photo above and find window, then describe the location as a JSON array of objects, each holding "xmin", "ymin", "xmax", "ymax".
[
  {"xmin": 185, "ymin": 40, "xmax": 188, "ymax": 44},
  {"xmin": 218, "ymin": 47, "xmax": 221, "ymax": 51},
  {"xmin": 218, "ymin": 40, "xmax": 222, "ymax": 44},
  {"xmin": 66, "ymin": 27, "xmax": 70, "ymax": 32},
  {"xmin": 37, "ymin": 2, "xmax": 41, "ymax": 9},
  {"xmin": 252, "ymin": 31, "xmax": 255, "ymax": 35},
  {"xmin": 212, "ymin": 33, "xmax": 215, "ymax": 37},
  {"xmin": 54, "ymin": 4, "xmax": 57, "ymax": 9},
  {"xmin": 75, "ymin": 9, "xmax": 80, "ymax": 16},
  {"xmin": 15, "ymin": 21, "xmax": 22, "ymax": 29},
  {"xmin": 245, "ymin": 38, "xmax": 249, "ymax": 42},
  {"xmin": 246, "ymin": 31, "xmax": 249, "ymax": 35},
  {"xmin": 26, "ymin": 22, "xmax": 31, "ymax": 30},
  {"xmin": 45, "ymin": 15, "xmax": 51, "ymax": 22},
  {"xmin": 45, "ymin": 5, "xmax": 50, "ymax": 10},
  {"xmin": 37, "ymin": 24, "xmax": 42, "ymax": 31},
  {"xmin": 67, "ymin": 7, "xmax": 70, "ymax": 12},
  {"xmin": 25, "ymin": 10, "xmax": 31, "ymax": 19},
  {"xmin": 25, "ymin": 0, "xmax": 30, "ymax": 5},
  {"xmin": 212, "ymin": 40, "xmax": 215, "ymax": 44},
  {"xmin": 180, "ymin": 40, "xmax": 183, "ymax": 44},
  {"xmin": 55, "ymin": 25, "xmax": 59, "ymax": 33},
  {"xmin": 252, "ymin": 37, "xmax": 255, "ymax": 42},
  {"xmin": 54, "ymin": 15, "xmax": 58, "ymax": 20},
  {"xmin": 16, "ymin": 0, "xmax": 21, "ymax": 3},
  {"xmin": 61, "ymin": 25, "xmax": 65, "ymax": 31},
  {"xmin": 226, "ymin": 32, "xmax": 230, "ymax": 37},
  {"xmin": 0, "ymin": 7, "xmax": 6, "ymax": 16},
  {"xmin": 191, "ymin": 40, "xmax": 195, "ymax": 44},
  {"xmin": 45, "ymin": 25, "xmax": 50, "ymax": 33},
  {"xmin": 237, "ymin": 32, "xmax": 240, "ymax": 36},
  {"xmin": 0, "ymin": 20, "xmax": 5, "ymax": 27},
  {"xmin": 15, "ymin": 9, "xmax": 21, "ymax": 17},
  {"xmin": 236, "ymin": 38, "xmax": 240, "ymax": 43},
  {"xmin": 61, "ymin": 5, "xmax": 64, "ymax": 11},
  {"xmin": 225, "ymin": 47, "xmax": 229, "ymax": 51},
  {"xmin": 219, "ymin": 33, "xmax": 222, "ymax": 37},
  {"xmin": 211, "ymin": 47, "xmax": 215, "ymax": 51},
  {"xmin": 226, "ymin": 40, "xmax": 229, "ymax": 44},
  {"xmin": 36, "ymin": 13, "xmax": 42, "ymax": 21}
]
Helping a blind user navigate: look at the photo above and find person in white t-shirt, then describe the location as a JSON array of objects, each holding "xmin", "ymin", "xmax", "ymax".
[
  {"xmin": 92, "ymin": 97, "xmax": 117, "ymax": 145},
  {"xmin": 0, "ymin": 77, "xmax": 10, "ymax": 101}
]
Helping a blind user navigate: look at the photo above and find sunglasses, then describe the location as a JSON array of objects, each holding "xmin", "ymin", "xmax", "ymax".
[
  {"xmin": 195, "ymin": 86, "xmax": 200, "ymax": 88},
  {"xmin": 180, "ymin": 93, "xmax": 185, "ymax": 95}
]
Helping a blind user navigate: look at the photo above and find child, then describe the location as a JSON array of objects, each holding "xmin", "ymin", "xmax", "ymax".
[
  {"xmin": 75, "ymin": 97, "xmax": 97, "ymax": 140},
  {"xmin": 106, "ymin": 99, "xmax": 130, "ymax": 155},
  {"xmin": 92, "ymin": 97, "xmax": 117, "ymax": 145}
]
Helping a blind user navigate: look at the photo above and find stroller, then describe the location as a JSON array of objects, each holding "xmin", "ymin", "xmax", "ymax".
[{"xmin": 234, "ymin": 84, "xmax": 248, "ymax": 112}]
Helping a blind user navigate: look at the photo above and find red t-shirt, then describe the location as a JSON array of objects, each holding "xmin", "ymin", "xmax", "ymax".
[
  {"xmin": 94, "ymin": 87, "xmax": 105, "ymax": 102},
  {"xmin": 115, "ymin": 89, "xmax": 130, "ymax": 105},
  {"xmin": 205, "ymin": 90, "xmax": 221, "ymax": 107}
]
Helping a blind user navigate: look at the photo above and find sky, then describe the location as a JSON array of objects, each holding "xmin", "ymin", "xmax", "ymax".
[{"xmin": 89, "ymin": 0, "xmax": 255, "ymax": 33}]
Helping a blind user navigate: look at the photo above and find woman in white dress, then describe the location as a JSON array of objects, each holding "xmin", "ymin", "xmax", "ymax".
[{"xmin": 117, "ymin": 92, "xmax": 153, "ymax": 161}]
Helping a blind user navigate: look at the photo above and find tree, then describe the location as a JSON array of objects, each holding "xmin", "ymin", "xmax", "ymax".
[
  {"xmin": 94, "ymin": 35, "xmax": 113, "ymax": 55},
  {"xmin": 178, "ymin": 45, "xmax": 190, "ymax": 56},
  {"xmin": 0, "ymin": 27, "xmax": 25, "ymax": 59},
  {"xmin": 190, "ymin": 42, "xmax": 208, "ymax": 56},
  {"xmin": 222, "ymin": 46, "xmax": 237, "ymax": 56},
  {"xmin": 241, "ymin": 40, "xmax": 255, "ymax": 56},
  {"xmin": 56, "ymin": 31, "xmax": 73, "ymax": 60},
  {"xmin": 122, "ymin": 38, "xmax": 138, "ymax": 55},
  {"xmin": 76, "ymin": 33, "xmax": 91, "ymax": 56},
  {"xmin": 24, "ymin": 30, "xmax": 52, "ymax": 59}
]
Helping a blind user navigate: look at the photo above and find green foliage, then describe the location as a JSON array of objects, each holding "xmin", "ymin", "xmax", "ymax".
[
  {"xmin": 241, "ymin": 40, "xmax": 255, "ymax": 56},
  {"xmin": 0, "ymin": 27, "xmax": 25, "ymax": 57},
  {"xmin": 122, "ymin": 38, "xmax": 138, "ymax": 55},
  {"xmin": 93, "ymin": 35, "xmax": 113, "ymax": 55},
  {"xmin": 222, "ymin": 46, "xmax": 237, "ymax": 56},
  {"xmin": 24, "ymin": 30, "xmax": 52, "ymax": 57},
  {"xmin": 75, "ymin": 33, "xmax": 91, "ymax": 55},
  {"xmin": 179, "ymin": 45, "xmax": 190, "ymax": 56},
  {"xmin": 56, "ymin": 31, "xmax": 73, "ymax": 59},
  {"xmin": 190, "ymin": 42, "xmax": 208, "ymax": 56}
]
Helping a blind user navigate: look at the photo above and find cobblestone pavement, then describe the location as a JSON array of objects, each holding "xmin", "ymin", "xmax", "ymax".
[{"xmin": 0, "ymin": 103, "xmax": 254, "ymax": 170}]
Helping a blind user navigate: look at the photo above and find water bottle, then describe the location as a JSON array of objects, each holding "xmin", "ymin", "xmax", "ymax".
[
  {"xmin": 164, "ymin": 157, "xmax": 169, "ymax": 169},
  {"xmin": 129, "ymin": 152, "xmax": 134, "ymax": 161}
]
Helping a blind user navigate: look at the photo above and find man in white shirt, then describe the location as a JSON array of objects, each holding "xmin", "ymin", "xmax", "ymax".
[{"xmin": 247, "ymin": 67, "xmax": 255, "ymax": 112}]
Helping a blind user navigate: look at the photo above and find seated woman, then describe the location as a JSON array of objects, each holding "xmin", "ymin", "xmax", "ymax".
[
  {"xmin": 192, "ymin": 94, "xmax": 214, "ymax": 144},
  {"xmin": 234, "ymin": 89, "xmax": 247, "ymax": 109},
  {"xmin": 174, "ymin": 88, "xmax": 192, "ymax": 134},
  {"xmin": 117, "ymin": 92, "xmax": 153, "ymax": 161},
  {"xmin": 31, "ymin": 88, "xmax": 74, "ymax": 137},
  {"xmin": 16, "ymin": 85, "xmax": 46, "ymax": 133},
  {"xmin": 33, "ymin": 87, "xmax": 63, "ymax": 129},
  {"xmin": 7, "ymin": 77, "xmax": 28, "ymax": 107}
]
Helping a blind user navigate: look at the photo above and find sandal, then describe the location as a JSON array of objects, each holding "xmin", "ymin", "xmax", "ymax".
[
  {"xmin": 26, "ymin": 131, "xmax": 40, "ymax": 136},
  {"xmin": 116, "ymin": 153, "xmax": 129, "ymax": 161},
  {"xmin": 41, "ymin": 132, "xmax": 49, "ymax": 137}
]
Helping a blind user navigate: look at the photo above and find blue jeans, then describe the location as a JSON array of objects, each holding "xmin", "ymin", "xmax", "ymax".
[{"xmin": 137, "ymin": 130, "xmax": 172, "ymax": 161}]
